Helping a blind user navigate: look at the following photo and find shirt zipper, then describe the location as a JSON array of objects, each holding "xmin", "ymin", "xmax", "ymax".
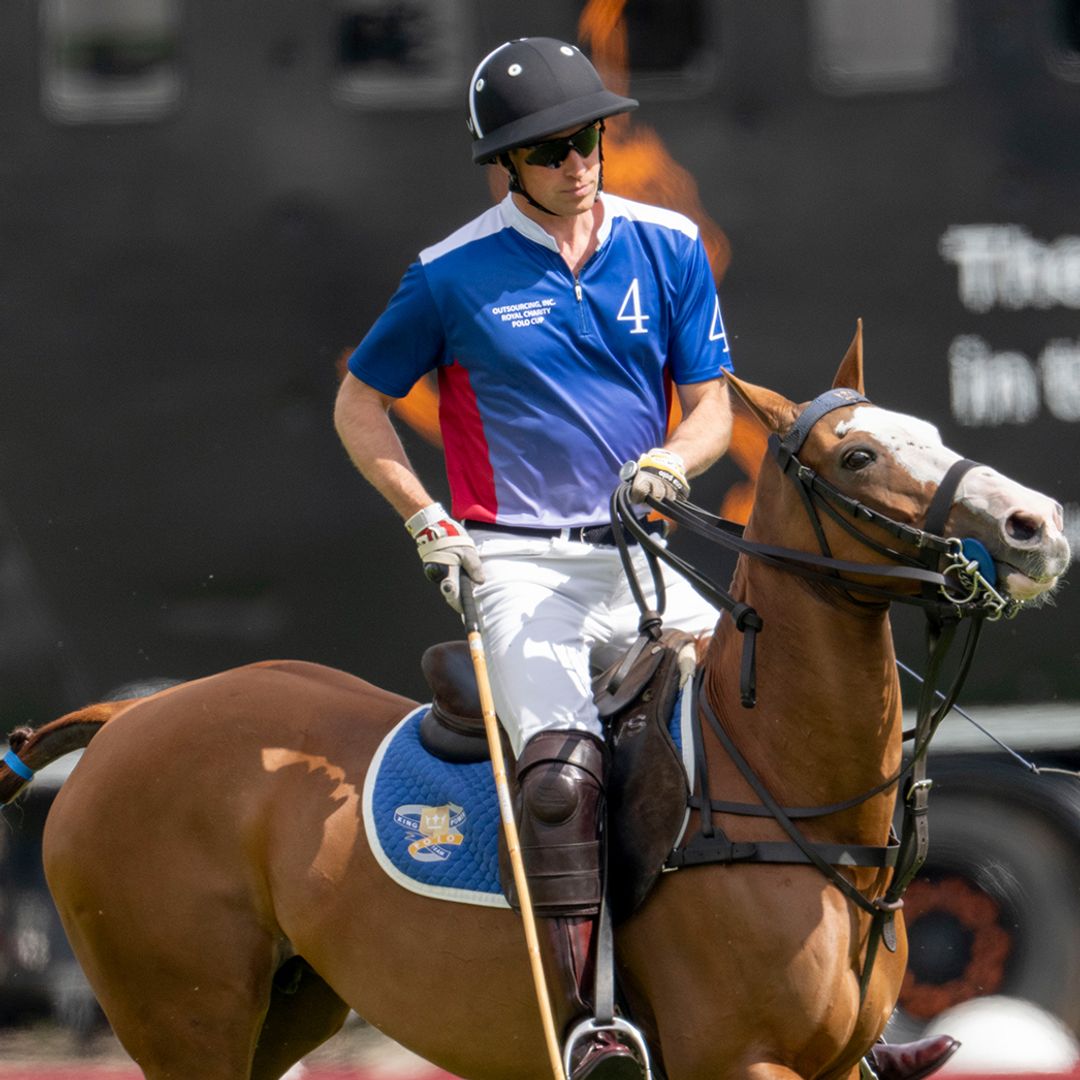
[{"xmin": 574, "ymin": 278, "xmax": 589, "ymax": 333}]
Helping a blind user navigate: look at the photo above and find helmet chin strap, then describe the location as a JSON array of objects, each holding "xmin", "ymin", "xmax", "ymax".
[
  {"xmin": 501, "ymin": 156, "xmax": 559, "ymax": 216},
  {"xmin": 499, "ymin": 131, "xmax": 606, "ymax": 218}
]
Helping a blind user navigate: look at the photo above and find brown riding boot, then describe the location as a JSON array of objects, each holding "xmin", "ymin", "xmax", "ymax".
[
  {"xmin": 866, "ymin": 1036, "xmax": 960, "ymax": 1080},
  {"xmin": 515, "ymin": 732, "xmax": 645, "ymax": 1080}
]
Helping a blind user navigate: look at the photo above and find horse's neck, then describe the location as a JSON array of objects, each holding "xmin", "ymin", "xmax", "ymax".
[{"xmin": 706, "ymin": 553, "xmax": 903, "ymax": 813}]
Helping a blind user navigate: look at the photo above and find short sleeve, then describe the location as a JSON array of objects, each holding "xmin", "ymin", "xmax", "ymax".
[
  {"xmin": 667, "ymin": 234, "xmax": 733, "ymax": 384},
  {"xmin": 346, "ymin": 260, "xmax": 445, "ymax": 398}
]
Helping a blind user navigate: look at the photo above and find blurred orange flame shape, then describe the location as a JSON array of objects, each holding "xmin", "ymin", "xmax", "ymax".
[{"xmin": 391, "ymin": 0, "xmax": 763, "ymax": 523}]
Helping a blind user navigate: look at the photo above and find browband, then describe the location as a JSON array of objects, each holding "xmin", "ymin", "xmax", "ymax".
[{"xmin": 779, "ymin": 388, "xmax": 869, "ymax": 456}]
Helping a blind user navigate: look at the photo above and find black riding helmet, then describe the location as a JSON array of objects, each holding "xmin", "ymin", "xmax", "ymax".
[{"xmin": 467, "ymin": 37, "xmax": 638, "ymax": 166}]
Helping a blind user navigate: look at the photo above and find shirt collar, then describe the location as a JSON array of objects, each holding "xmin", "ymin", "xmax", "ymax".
[{"xmin": 499, "ymin": 192, "xmax": 612, "ymax": 254}]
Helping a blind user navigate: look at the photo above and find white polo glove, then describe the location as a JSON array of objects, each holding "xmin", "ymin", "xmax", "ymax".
[
  {"xmin": 627, "ymin": 448, "xmax": 690, "ymax": 504},
  {"xmin": 405, "ymin": 503, "xmax": 484, "ymax": 613}
]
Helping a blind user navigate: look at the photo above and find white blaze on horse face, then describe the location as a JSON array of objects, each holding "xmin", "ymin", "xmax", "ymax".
[{"xmin": 834, "ymin": 406, "xmax": 960, "ymax": 485}]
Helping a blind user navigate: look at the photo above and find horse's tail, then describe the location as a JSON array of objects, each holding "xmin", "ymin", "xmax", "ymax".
[{"xmin": 1, "ymin": 700, "xmax": 134, "ymax": 804}]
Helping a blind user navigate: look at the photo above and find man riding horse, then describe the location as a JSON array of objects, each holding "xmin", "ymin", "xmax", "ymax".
[{"xmin": 333, "ymin": 35, "xmax": 958, "ymax": 1080}]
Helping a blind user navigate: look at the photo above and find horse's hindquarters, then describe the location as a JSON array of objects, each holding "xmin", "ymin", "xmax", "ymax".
[{"xmin": 42, "ymin": 661, "xmax": 419, "ymax": 1076}]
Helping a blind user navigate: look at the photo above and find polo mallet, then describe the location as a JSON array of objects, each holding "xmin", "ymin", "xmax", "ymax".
[{"xmin": 459, "ymin": 576, "xmax": 568, "ymax": 1080}]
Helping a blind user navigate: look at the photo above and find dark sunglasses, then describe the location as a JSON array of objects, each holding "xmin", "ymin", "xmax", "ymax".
[{"xmin": 522, "ymin": 122, "xmax": 602, "ymax": 168}]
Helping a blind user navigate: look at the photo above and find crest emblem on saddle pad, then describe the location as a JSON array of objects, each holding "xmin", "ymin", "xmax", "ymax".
[{"xmin": 393, "ymin": 802, "xmax": 466, "ymax": 863}]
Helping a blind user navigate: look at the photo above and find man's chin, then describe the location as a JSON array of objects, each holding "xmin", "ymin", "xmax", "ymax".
[{"xmin": 560, "ymin": 189, "xmax": 599, "ymax": 215}]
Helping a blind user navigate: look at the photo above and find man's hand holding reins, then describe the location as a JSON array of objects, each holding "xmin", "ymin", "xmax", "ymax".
[
  {"xmin": 627, "ymin": 447, "xmax": 690, "ymax": 504},
  {"xmin": 405, "ymin": 503, "xmax": 485, "ymax": 613}
]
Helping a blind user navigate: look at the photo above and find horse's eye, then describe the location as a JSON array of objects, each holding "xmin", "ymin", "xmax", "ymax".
[{"xmin": 842, "ymin": 448, "xmax": 877, "ymax": 471}]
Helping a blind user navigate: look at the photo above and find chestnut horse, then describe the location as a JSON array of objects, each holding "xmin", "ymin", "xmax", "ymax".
[{"xmin": 1, "ymin": 331, "xmax": 1070, "ymax": 1080}]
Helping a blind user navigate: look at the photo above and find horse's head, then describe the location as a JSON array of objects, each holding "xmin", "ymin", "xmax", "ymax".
[{"xmin": 726, "ymin": 322, "xmax": 1071, "ymax": 610}]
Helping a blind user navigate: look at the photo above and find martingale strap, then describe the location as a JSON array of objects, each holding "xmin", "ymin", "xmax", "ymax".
[{"xmin": 857, "ymin": 609, "xmax": 986, "ymax": 998}]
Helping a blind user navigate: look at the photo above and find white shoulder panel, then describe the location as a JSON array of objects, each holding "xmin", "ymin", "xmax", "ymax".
[
  {"xmin": 419, "ymin": 205, "xmax": 507, "ymax": 265},
  {"xmin": 602, "ymin": 193, "xmax": 700, "ymax": 241}
]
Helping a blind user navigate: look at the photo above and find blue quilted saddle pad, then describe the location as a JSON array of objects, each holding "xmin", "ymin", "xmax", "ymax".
[{"xmin": 362, "ymin": 692, "xmax": 693, "ymax": 908}]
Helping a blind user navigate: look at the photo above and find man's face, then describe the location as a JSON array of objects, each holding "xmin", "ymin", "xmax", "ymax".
[{"xmin": 507, "ymin": 122, "xmax": 602, "ymax": 217}]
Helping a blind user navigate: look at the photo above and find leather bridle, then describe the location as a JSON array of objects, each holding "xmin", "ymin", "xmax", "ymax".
[{"xmin": 611, "ymin": 388, "xmax": 1014, "ymax": 706}]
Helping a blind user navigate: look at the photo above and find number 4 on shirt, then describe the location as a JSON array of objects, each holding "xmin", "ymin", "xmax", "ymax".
[
  {"xmin": 617, "ymin": 278, "xmax": 650, "ymax": 334},
  {"xmin": 708, "ymin": 295, "xmax": 726, "ymax": 343}
]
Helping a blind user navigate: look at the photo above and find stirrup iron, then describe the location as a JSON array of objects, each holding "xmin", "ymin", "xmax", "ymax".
[{"xmin": 562, "ymin": 1016, "xmax": 652, "ymax": 1079}]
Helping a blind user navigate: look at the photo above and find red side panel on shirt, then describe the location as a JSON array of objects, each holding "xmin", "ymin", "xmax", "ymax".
[
  {"xmin": 663, "ymin": 365, "xmax": 677, "ymax": 434},
  {"xmin": 438, "ymin": 360, "xmax": 498, "ymax": 523}
]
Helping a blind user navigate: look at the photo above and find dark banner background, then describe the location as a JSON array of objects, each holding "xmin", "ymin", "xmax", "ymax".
[{"xmin": 0, "ymin": 0, "xmax": 1076, "ymax": 736}]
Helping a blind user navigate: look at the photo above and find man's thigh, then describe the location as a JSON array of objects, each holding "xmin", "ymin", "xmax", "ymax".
[{"xmin": 471, "ymin": 536, "xmax": 612, "ymax": 756}]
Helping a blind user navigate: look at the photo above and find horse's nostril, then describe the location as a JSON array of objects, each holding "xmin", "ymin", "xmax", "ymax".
[{"xmin": 1006, "ymin": 512, "xmax": 1040, "ymax": 543}]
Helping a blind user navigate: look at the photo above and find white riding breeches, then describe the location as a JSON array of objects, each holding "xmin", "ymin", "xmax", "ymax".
[{"xmin": 469, "ymin": 527, "xmax": 720, "ymax": 758}]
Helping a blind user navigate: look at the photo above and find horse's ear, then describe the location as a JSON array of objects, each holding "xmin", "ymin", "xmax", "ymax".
[
  {"xmin": 833, "ymin": 319, "xmax": 866, "ymax": 395},
  {"xmin": 725, "ymin": 372, "xmax": 799, "ymax": 436}
]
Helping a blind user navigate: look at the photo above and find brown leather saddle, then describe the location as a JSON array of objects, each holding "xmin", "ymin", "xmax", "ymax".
[{"xmin": 419, "ymin": 632, "xmax": 696, "ymax": 921}]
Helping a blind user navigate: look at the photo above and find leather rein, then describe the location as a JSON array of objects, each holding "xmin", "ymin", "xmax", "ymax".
[{"xmin": 609, "ymin": 388, "xmax": 1019, "ymax": 1000}]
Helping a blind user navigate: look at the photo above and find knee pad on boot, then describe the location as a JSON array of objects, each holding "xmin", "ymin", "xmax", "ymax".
[{"xmin": 514, "ymin": 731, "xmax": 606, "ymax": 917}]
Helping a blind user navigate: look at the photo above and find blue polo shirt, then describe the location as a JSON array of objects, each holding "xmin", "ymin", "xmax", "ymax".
[{"xmin": 348, "ymin": 192, "xmax": 732, "ymax": 527}]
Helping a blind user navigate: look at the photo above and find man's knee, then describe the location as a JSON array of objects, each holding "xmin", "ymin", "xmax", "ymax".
[{"xmin": 515, "ymin": 731, "xmax": 606, "ymax": 916}]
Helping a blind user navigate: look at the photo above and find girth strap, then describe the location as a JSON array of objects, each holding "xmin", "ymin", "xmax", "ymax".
[{"xmin": 667, "ymin": 835, "xmax": 899, "ymax": 869}]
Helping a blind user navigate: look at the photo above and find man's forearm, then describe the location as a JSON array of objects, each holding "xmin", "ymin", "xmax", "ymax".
[{"xmin": 666, "ymin": 377, "xmax": 732, "ymax": 477}]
